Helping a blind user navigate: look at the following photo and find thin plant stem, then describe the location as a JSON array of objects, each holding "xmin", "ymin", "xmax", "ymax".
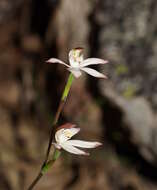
[
  {"xmin": 27, "ymin": 73, "xmax": 74, "ymax": 190},
  {"xmin": 43, "ymin": 100, "xmax": 65, "ymax": 166},
  {"xmin": 28, "ymin": 173, "xmax": 43, "ymax": 190},
  {"xmin": 28, "ymin": 150, "xmax": 61, "ymax": 190},
  {"xmin": 44, "ymin": 73, "xmax": 74, "ymax": 164}
]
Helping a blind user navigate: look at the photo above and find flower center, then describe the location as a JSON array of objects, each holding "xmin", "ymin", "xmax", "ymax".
[
  {"xmin": 64, "ymin": 130, "xmax": 73, "ymax": 138},
  {"xmin": 69, "ymin": 48, "xmax": 84, "ymax": 68},
  {"xmin": 55, "ymin": 129, "xmax": 73, "ymax": 144}
]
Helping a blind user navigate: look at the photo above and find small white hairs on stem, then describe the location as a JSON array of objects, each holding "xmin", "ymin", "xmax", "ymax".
[
  {"xmin": 52, "ymin": 123, "xmax": 102, "ymax": 155},
  {"xmin": 47, "ymin": 47, "xmax": 108, "ymax": 78}
]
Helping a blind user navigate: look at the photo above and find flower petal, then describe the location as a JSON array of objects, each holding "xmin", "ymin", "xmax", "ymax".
[
  {"xmin": 46, "ymin": 58, "xmax": 70, "ymax": 68},
  {"xmin": 57, "ymin": 123, "xmax": 76, "ymax": 131},
  {"xmin": 67, "ymin": 68, "xmax": 82, "ymax": 78},
  {"xmin": 61, "ymin": 142, "xmax": 89, "ymax": 155},
  {"xmin": 55, "ymin": 127, "xmax": 80, "ymax": 143},
  {"xmin": 68, "ymin": 127, "xmax": 80, "ymax": 137},
  {"xmin": 52, "ymin": 142, "xmax": 62, "ymax": 149},
  {"xmin": 80, "ymin": 67, "xmax": 107, "ymax": 78},
  {"xmin": 66, "ymin": 140, "xmax": 102, "ymax": 148},
  {"xmin": 80, "ymin": 58, "xmax": 108, "ymax": 67},
  {"xmin": 55, "ymin": 128, "xmax": 68, "ymax": 143}
]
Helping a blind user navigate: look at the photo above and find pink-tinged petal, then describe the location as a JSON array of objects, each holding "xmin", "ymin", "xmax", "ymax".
[
  {"xmin": 80, "ymin": 58, "xmax": 108, "ymax": 67},
  {"xmin": 67, "ymin": 68, "xmax": 82, "ymax": 78},
  {"xmin": 57, "ymin": 123, "xmax": 76, "ymax": 131},
  {"xmin": 80, "ymin": 67, "xmax": 107, "ymax": 78},
  {"xmin": 66, "ymin": 140, "xmax": 102, "ymax": 148},
  {"xmin": 46, "ymin": 58, "xmax": 70, "ymax": 68},
  {"xmin": 52, "ymin": 142, "xmax": 62, "ymax": 149},
  {"xmin": 61, "ymin": 143, "xmax": 89, "ymax": 155}
]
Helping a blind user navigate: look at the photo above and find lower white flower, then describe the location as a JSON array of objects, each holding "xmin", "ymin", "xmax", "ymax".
[
  {"xmin": 47, "ymin": 47, "xmax": 108, "ymax": 78},
  {"xmin": 52, "ymin": 125, "xmax": 102, "ymax": 155}
]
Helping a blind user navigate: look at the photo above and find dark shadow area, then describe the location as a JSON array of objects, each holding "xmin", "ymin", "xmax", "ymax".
[{"xmin": 30, "ymin": 0, "xmax": 59, "ymax": 37}]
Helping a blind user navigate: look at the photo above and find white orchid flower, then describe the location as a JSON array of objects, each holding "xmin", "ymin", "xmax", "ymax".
[
  {"xmin": 47, "ymin": 47, "xmax": 108, "ymax": 78},
  {"xmin": 52, "ymin": 124, "xmax": 102, "ymax": 155}
]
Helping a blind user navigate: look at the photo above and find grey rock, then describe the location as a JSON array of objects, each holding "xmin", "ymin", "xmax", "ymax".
[
  {"xmin": 94, "ymin": 0, "xmax": 157, "ymax": 109},
  {"xmin": 100, "ymin": 82, "xmax": 157, "ymax": 163}
]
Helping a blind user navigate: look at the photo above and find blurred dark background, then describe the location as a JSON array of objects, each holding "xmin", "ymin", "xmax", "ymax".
[{"xmin": 0, "ymin": 0, "xmax": 157, "ymax": 189}]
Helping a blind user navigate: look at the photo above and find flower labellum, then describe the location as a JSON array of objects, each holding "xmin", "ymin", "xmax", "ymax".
[
  {"xmin": 47, "ymin": 47, "xmax": 108, "ymax": 78},
  {"xmin": 52, "ymin": 123, "xmax": 102, "ymax": 155}
]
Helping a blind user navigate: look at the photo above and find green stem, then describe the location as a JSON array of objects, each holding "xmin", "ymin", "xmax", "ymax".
[
  {"xmin": 62, "ymin": 73, "xmax": 74, "ymax": 101},
  {"xmin": 27, "ymin": 150, "xmax": 61, "ymax": 190},
  {"xmin": 42, "ymin": 150, "xmax": 61, "ymax": 174},
  {"xmin": 44, "ymin": 73, "xmax": 74, "ymax": 163},
  {"xmin": 27, "ymin": 73, "xmax": 74, "ymax": 190}
]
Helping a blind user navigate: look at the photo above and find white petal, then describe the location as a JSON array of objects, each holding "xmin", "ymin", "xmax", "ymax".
[
  {"xmin": 69, "ymin": 59, "xmax": 80, "ymax": 68},
  {"xmin": 68, "ymin": 127, "xmax": 80, "ymax": 137},
  {"xmin": 47, "ymin": 58, "xmax": 70, "ymax": 68},
  {"xmin": 61, "ymin": 142, "xmax": 89, "ymax": 155},
  {"xmin": 55, "ymin": 128, "xmax": 68, "ymax": 143},
  {"xmin": 66, "ymin": 140, "xmax": 102, "ymax": 148},
  {"xmin": 80, "ymin": 67, "xmax": 107, "ymax": 78},
  {"xmin": 80, "ymin": 58, "xmax": 108, "ymax": 67},
  {"xmin": 67, "ymin": 68, "xmax": 82, "ymax": 78}
]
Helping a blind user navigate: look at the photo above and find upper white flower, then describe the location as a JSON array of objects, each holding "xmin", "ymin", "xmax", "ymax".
[
  {"xmin": 52, "ymin": 123, "xmax": 102, "ymax": 155},
  {"xmin": 47, "ymin": 47, "xmax": 108, "ymax": 78}
]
